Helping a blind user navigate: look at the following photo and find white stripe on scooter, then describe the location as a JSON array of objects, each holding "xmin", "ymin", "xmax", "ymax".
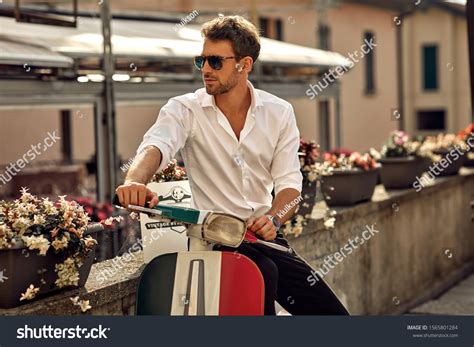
[{"xmin": 171, "ymin": 252, "xmax": 222, "ymax": 316}]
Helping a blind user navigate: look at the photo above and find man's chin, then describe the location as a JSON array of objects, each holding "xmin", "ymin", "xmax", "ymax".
[
  {"xmin": 205, "ymin": 86, "xmax": 224, "ymax": 95},
  {"xmin": 205, "ymin": 86, "xmax": 218, "ymax": 95},
  {"xmin": 205, "ymin": 85, "xmax": 231, "ymax": 95}
]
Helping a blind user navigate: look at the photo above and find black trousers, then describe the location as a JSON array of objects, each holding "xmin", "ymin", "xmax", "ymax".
[{"xmin": 215, "ymin": 237, "xmax": 350, "ymax": 315}]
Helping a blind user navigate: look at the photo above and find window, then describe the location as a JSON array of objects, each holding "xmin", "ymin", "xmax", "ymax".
[
  {"xmin": 259, "ymin": 17, "xmax": 283, "ymax": 41},
  {"xmin": 417, "ymin": 110, "xmax": 446, "ymax": 131},
  {"xmin": 318, "ymin": 24, "xmax": 331, "ymax": 51},
  {"xmin": 423, "ymin": 45, "xmax": 439, "ymax": 91},
  {"xmin": 275, "ymin": 18, "xmax": 283, "ymax": 41},
  {"xmin": 364, "ymin": 31, "xmax": 376, "ymax": 94},
  {"xmin": 259, "ymin": 17, "xmax": 269, "ymax": 38}
]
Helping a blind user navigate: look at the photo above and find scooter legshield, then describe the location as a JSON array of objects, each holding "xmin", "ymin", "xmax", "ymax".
[{"xmin": 136, "ymin": 251, "xmax": 264, "ymax": 316}]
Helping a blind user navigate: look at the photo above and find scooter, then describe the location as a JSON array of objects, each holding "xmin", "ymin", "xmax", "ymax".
[{"xmin": 112, "ymin": 195, "xmax": 292, "ymax": 316}]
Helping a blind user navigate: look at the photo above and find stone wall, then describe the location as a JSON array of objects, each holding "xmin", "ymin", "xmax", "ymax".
[{"xmin": 289, "ymin": 168, "xmax": 474, "ymax": 315}]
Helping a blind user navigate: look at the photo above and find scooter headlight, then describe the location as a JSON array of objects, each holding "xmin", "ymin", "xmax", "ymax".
[{"xmin": 202, "ymin": 213, "xmax": 246, "ymax": 247}]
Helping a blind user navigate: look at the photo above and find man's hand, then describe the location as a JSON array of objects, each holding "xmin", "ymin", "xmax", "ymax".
[
  {"xmin": 115, "ymin": 182, "xmax": 159, "ymax": 208},
  {"xmin": 246, "ymin": 215, "xmax": 277, "ymax": 241}
]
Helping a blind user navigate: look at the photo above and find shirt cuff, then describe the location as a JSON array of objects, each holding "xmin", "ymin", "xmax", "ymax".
[{"xmin": 274, "ymin": 174, "xmax": 303, "ymax": 196}]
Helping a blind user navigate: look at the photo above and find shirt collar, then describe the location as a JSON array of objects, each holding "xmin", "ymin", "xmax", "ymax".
[{"xmin": 199, "ymin": 80, "xmax": 264, "ymax": 111}]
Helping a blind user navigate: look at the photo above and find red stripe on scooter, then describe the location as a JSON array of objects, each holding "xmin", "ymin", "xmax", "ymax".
[{"xmin": 218, "ymin": 252, "xmax": 265, "ymax": 316}]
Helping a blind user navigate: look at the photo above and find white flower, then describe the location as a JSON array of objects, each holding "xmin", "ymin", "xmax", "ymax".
[
  {"xmin": 306, "ymin": 171, "xmax": 318, "ymax": 182},
  {"xmin": 369, "ymin": 148, "xmax": 381, "ymax": 160},
  {"xmin": 42, "ymin": 198, "xmax": 58, "ymax": 215},
  {"xmin": 294, "ymin": 214, "xmax": 305, "ymax": 223},
  {"xmin": 20, "ymin": 284, "xmax": 40, "ymax": 301},
  {"xmin": 33, "ymin": 214, "xmax": 46, "ymax": 225},
  {"xmin": 55, "ymin": 257, "xmax": 80, "ymax": 288},
  {"xmin": 51, "ymin": 235, "xmax": 69, "ymax": 251},
  {"xmin": 79, "ymin": 300, "xmax": 92, "ymax": 312},
  {"xmin": 324, "ymin": 217, "xmax": 336, "ymax": 230},
  {"xmin": 12, "ymin": 217, "xmax": 32, "ymax": 234},
  {"xmin": 83, "ymin": 236, "xmax": 97, "ymax": 249},
  {"xmin": 20, "ymin": 188, "xmax": 35, "ymax": 204},
  {"xmin": 22, "ymin": 235, "xmax": 50, "ymax": 255},
  {"xmin": 70, "ymin": 296, "xmax": 92, "ymax": 312},
  {"xmin": 292, "ymin": 226, "xmax": 303, "ymax": 237}
]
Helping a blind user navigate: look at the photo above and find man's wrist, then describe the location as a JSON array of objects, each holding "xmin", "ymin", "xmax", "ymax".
[{"xmin": 265, "ymin": 213, "xmax": 282, "ymax": 231}]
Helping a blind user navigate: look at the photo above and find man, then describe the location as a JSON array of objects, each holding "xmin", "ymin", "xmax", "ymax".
[{"xmin": 115, "ymin": 15, "xmax": 349, "ymax": 315}]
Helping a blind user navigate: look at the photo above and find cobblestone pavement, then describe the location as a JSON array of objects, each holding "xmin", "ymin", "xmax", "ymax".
[{"xmin": 410, "ymin": 274, "xmax": 474, "ymax": 315}]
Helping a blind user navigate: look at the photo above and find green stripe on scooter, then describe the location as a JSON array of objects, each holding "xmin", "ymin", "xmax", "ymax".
[
  {"xmin": 153, "ymin": 205, "xmax": 206, "ymax": 224},
  {"xmin": 136, "ymin": 253, "xmax": 177, "ymax": 315}
]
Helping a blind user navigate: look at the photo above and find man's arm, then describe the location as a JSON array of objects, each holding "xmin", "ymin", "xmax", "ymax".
[
  {"xmin": 267, "ymin": 188, "xmax": 301, "ymax": 224},
  {"xmin": 115, "ymin": 99, "xmax": 192, "ymax": 208},
  {"xmin": 115, "ymin": 146, "xmax": 162, "ymax": 208},
  {"xmin": 247, "ymin": 104, "xmax": 303, "ymax": 241},
  {"xmin": 247, "ymin": 188, "xmax": 301, "ymax": 241}
]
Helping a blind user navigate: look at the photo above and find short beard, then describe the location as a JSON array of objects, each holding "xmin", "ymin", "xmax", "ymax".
[{"xmin": 205, "ymin": 71, "xmax": 239, "ymax": 95}]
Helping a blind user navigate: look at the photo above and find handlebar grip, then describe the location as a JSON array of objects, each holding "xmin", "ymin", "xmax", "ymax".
[{"xmin": 112, "ymin": 194, "xmax": 153, "ymax": 208}]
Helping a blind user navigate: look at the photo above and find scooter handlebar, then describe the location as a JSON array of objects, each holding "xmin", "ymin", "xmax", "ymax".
[
  {"xmin": 112, "ymin": 194, "xmax": 151, "ymax": 208},
  {"xmin": 112, "ymin": 194, "xmax": 121, "ymax": 207}
]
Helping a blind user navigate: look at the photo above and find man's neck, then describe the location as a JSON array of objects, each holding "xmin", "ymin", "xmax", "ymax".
[{"xmin": 214, "ymin": 81, "xmax": 252, "ymax": 118}]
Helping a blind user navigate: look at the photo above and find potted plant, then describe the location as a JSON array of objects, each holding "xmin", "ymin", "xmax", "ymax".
[
  {"xmin": 151, "ymin": 158, "xmax": 187, "ymax": 183},
  {"xmin": 0, "ymin": 189, "xmax": 106, "ymax": 308},
  {"xmin": 317, "ymin": 151, "xmax": 380, "ymax": 207},
  {"xmin": 458, "ymin": 123, "xmax": 474, "ymax": 167},
  {"xmin": 298, "ymin": 139, "xmax": 320, "ymax": 218},
  {"xmin": 422, "ymin": 133, "xmax": 468, "ymax": 176},
  {"xmin": 375, "ymin": 130, "xmax": 434, "ymax": 189}
]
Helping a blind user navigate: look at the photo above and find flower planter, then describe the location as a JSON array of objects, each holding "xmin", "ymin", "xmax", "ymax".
[
  {"xmin": 433, "ymin": 149, "xmax": 467, "ymax": 176},
  {"xmin": 297, "ymin": 177, "xmax": 317, "ymax": 217},
  {"xmin": 465, "ymin": 148, "xmax": 474, "ymax": 168},
  {"xmin": 379, "ymin": 156, "xmax": 425, "ymax": 189},
  {"xmin": 320, "ymin": 167, "xmax": 379, "ymax": 207},
  {"xmin": 0, "ymin": 230, "xmax": 97, "ymax": 309}
]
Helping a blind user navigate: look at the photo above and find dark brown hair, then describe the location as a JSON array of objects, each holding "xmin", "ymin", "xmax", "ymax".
[{"xmin": 201, "ymin": 15, "xmax": 261, "ymax": 63}]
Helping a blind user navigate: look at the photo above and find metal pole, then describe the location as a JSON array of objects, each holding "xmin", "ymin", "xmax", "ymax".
[
  {"xmin": 99, "ymin": 0, "xmax": 117, "ymax": 202},
  {"xmin": 335, "ymin": 81, "xmax": 341, "ymax": 149},
  {"xmin": 467, "ymin": 0, "xmax": 474, "ymax": 122},
  {"xmin": 396, "ymin": 13, "xmax": 405, "ymax": 130}
]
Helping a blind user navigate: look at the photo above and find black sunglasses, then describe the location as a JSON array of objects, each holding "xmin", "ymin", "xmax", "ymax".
[{"xmin": 193, "ymin": 55, "xmax": 239, "ymax": 70}]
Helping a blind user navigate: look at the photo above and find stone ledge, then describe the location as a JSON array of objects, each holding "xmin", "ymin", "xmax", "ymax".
[
  {"xmin": 298, "ymin": 168, "xmax": 474, "ymax": 237},
  {"xmin": 0, "ymin": 252, "xmax": 145, "ymax": 316}
]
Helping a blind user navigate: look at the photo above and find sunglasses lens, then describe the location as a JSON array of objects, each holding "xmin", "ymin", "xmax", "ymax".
[
  {"xmin": 208, "ymin": 56, "xmax": 223, "ymax": 70},
  {"xmin": 193, "ymin": 56, "xmax": 205, "ymax": 70}
]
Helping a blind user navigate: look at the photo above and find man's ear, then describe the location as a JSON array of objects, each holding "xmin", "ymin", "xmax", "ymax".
[
  {"xmin": 240, "ymin": 56, "xmax": 254, "ymax": 73},
  {"xmin": 244, "ymin": 57, "xmax": 253, "ymax": 73}
]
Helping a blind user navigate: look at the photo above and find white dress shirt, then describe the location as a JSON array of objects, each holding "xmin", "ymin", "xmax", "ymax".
[{"xmin": 136, "ymin": 81, "xmax": 303, "ymax": 219}]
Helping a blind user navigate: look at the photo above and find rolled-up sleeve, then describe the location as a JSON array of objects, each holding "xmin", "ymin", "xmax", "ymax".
[
  {"xmin": 136, "ymin": 99, "xmax": 193, "ymax": 172},
  {"xmin": 270, "ymin": 105, "xmax": 303, "ymax": 195}
]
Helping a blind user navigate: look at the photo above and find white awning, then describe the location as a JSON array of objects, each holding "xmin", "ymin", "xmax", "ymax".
[
  {"xmin": 0, "ymin": 36, "xmax": 73, "ymax": 67},
  {"xmin": 0, "ymin": 16, "xmax": 348, "ymax": 68}
]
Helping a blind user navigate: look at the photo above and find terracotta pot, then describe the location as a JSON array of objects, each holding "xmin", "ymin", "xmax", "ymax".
[
  {"xmin": 320, "ymin": 166, "xmax": 379, "ymax": 207},
  {"xmin": 0, "ymin": 230, "xmax": 97, "ymax": 309},
  {"xmin": 433, "ymin": 149, "xmax": 467, "ymax": 176},
  {"xmin": 379, "ymin": 156, "xmax": 425, "ymax": 189}
]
